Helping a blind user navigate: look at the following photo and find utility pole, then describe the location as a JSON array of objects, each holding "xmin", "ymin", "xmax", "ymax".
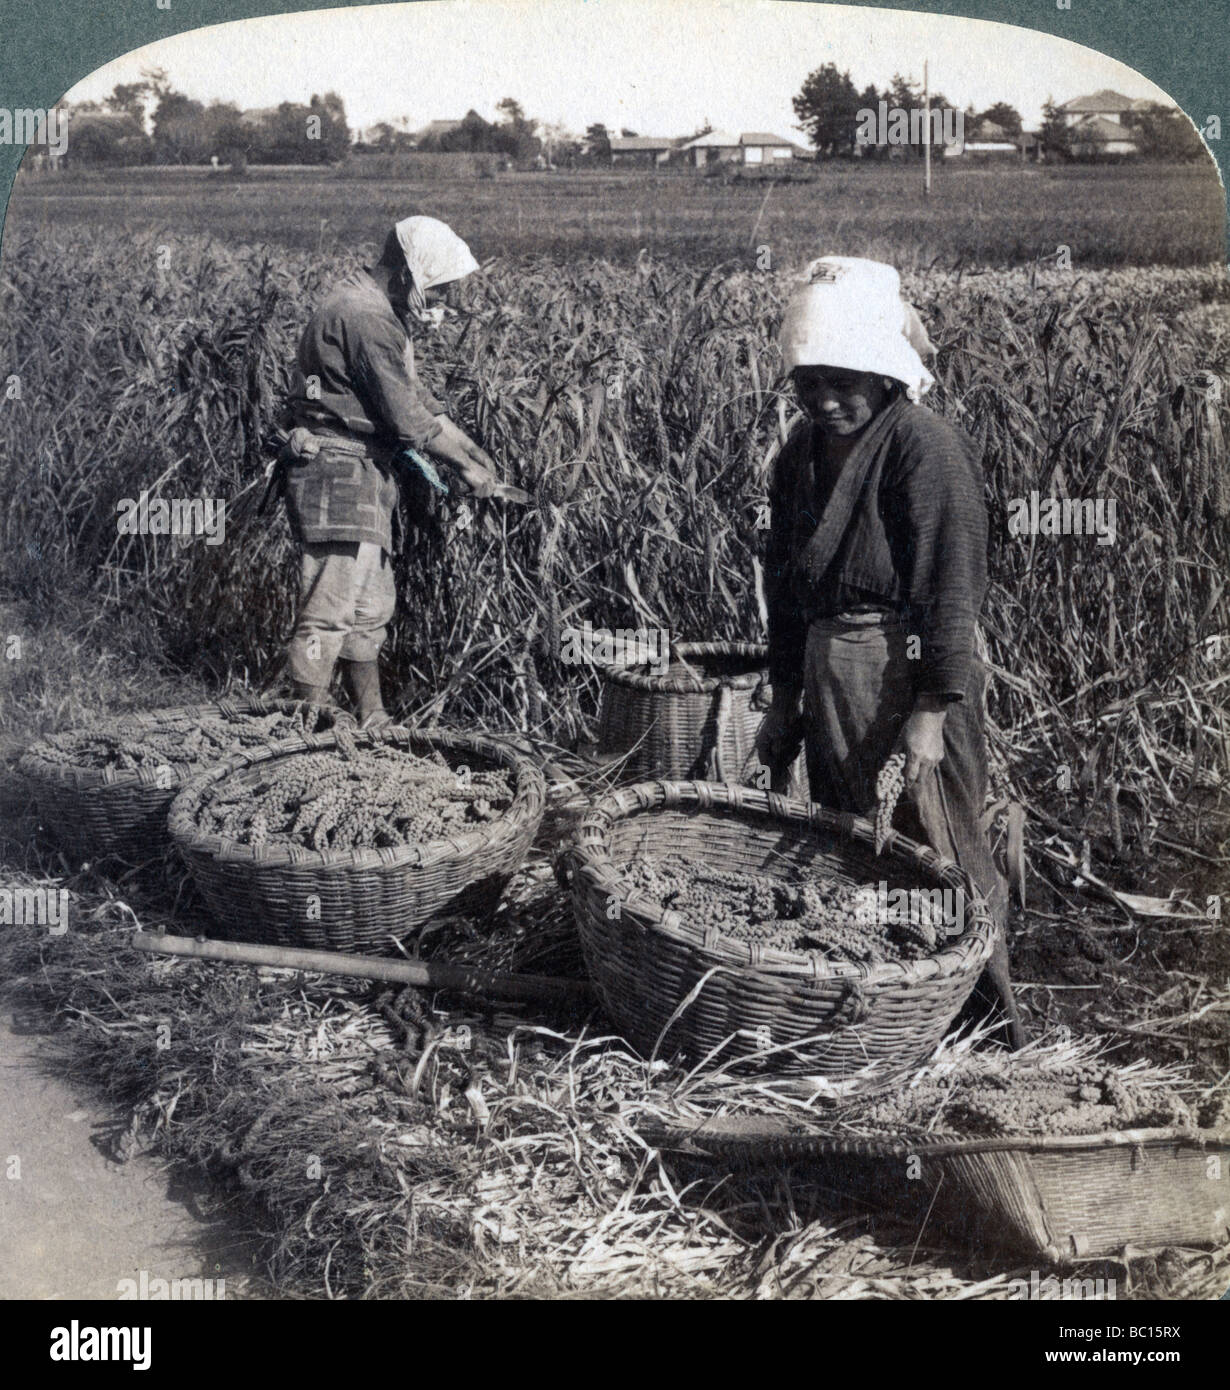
[{"xmin": 923, "ymin": 59, "xmax": 932, "ymax": 197}]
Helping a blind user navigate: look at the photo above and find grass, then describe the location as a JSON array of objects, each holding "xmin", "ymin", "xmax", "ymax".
[{"xmin": 5, "ymin": 161, "xmax": 1225, "ymax": 266}]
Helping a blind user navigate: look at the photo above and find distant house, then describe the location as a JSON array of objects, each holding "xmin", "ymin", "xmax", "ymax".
[
  {"xmin": 61, "ymin": 109, "xmax": 149, "ymax": 166},
  {"xmin": 1056, "ymin": 90, "xmax": 1144, "ymax": 157},
  {"xmin": 682, "ymin": 130, "xmax": 742, "ymax": 167},
  {"xmin": 239, "ymin": 106, "xmax": 280, "ymax": 129},
  {"xmin": 943, "ymin": 118, "xmax": 1022, "ymax": 160},
  {"xmin": 1058, "ymin": 90, "xmax": 1140, "ymax": 127},
  {"xmin": 608, "ymin": 136, "xmax": 678, "ymax": 165},
  {"xmin": 681, "ymin": 130, "xmax": 804, "ymax": 167},
  {"xmin": 1067, "ymin": 114, "xmax": 1139, "ymax": 157},
  {"xmin": 414, "ymin": 118, "xmax": 464, "ymax": 147},
  {"xmin": 739, "ymin": 131, "xmax": 797, "ymax": 165},
  {"xmin": 70, "ymin": 110, "xmax": 143, "ymax": 134}
]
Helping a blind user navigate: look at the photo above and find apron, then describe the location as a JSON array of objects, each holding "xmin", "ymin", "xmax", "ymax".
[{"xmin": 802, "ymin": 608, "xmax": 1021, "ymax": 1044}]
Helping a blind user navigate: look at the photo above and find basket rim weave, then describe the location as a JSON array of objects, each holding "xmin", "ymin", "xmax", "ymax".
[
  {"xmin": 18, "ymin": 695, "xmax": 317, "ymax": 791},
  {"xmin": 597, "ymin": 640, "xmax": 770, "ymax": 694},
  {"xmin": 167, "ymin": 725, "xmax": 545, "ymax": 871},
  {"xmin": 572, "ymin": 779, "xmax": 995, "ymax": 984},
  {"xmin": 644, "ymin": 1114, "xmax": 1230, "ymax": 1161}
]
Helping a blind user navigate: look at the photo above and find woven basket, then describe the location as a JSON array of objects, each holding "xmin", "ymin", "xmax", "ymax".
[
  {"xmin": 596, "ymin": 640, "xmax": 805, "ymax": 793},
  {"xmin": 167, "ymin": 726, "xmax": 546, "ymax": 954},
  {"xmin": 642, "ymin": 1114, "xmax": 1230, "ymax": 1262},
  {"xmin": 566, "ymin": 780, "xmax": 995, "ymax": 1078},
  {"xmin": 18, "ymin": 696, "xmax": 340, "ymax": 863}
]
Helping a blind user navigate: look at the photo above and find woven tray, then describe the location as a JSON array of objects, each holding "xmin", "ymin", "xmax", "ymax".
[
  {"xmin": 596, "ymin": 640, "xmax": 805, "ymax": 793},
  {"xmin": 18, "ymin": 696, "xmax": 338, "ymax": 863},
  {"xmin": 566, "ymin": 780, "xmax": 995, "ymax": 1079},
  {"xmin": 167, "ymin": 726, "xmax": 546, "ymax": 954},
  {"xmin": 643, "ymin": 1113, "xmax": 1230, "ymax": 1262}
]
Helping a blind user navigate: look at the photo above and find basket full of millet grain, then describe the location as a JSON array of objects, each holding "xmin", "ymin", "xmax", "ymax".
[
  {"xmin": 19, "ymin": 697, "xmax": 345, "ymax": 862},
  {"xmin": 168, "ymin": 724, "xmax": 546, "ymax": 953},
  {"xmin": 565, "ymin": 779, "xmax": 995, "ymax": 1079},
  {"xmin": 642, "ymin": 1041, "xmax": 1230, "ymax": 1262}
]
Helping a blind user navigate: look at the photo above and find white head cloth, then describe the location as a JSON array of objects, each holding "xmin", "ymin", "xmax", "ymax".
[
  {"xmin": 393, "ymin": 216, "xmax": 480, "ymax": 322},
  {"xmin": 778, "ymin": 256, "xmax": 936, "ymax": 401}
]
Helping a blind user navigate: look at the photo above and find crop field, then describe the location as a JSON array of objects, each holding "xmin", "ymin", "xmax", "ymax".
[
  {"xmin": 0, "ymin": 166, "xmax": 1228, "ymax": 1299},
  {"xmin": 4, "ymin": 227, "xmax": 1228, "ymax": 770},
  {"xmin": 5, "ymin": 160, "xmax": 1225, "ymax": 265}
]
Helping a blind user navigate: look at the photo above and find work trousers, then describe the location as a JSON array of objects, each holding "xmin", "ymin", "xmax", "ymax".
[
  {"xmin": 286, "ymin": 540, "xmax": 396, "ymax": 686},
  {"xmin": 802, "ymin": 610, "xmax": 1018, "ymax": 1039}
]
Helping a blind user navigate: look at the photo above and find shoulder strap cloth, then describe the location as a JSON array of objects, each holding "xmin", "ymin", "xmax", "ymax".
[{"xmin": 796, "ymin": 395, "xmax": 906, "ymax": 587}]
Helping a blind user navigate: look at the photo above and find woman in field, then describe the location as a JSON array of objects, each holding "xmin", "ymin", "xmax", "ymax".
[
  {"xmin": 277, "ymin": 215, "xmax": 524, "ymax": 727},
  {"xmin": 756, "ymin": 256, "xmax": 1024, "ymax": 1047}
]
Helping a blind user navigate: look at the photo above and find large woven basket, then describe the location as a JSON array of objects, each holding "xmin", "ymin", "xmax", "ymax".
[
  {"xmin": 642, "ymin": 1114, "xmax": 1230, "ymax": 1262},
  {"xmin": 566, "ymin": 780, "xmax": 995, "ymax": 1079},
  {"xmin": 18, "ymin": 696, "xmax": 340, "ymax": 863},
  {"xmin": 596, "ymin": 640, "xmax": 805, "ymax": 793},
  {"xmin": 168, "ymin": 726, "xmax": 546, "ymax": 954}
]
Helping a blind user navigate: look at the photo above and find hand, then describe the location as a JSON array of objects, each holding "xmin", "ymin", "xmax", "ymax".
[
  {"xmin": 428, "ymin": 416, "xmax": 507, "ymax": 500},
  {"xmin": 900, "ymin": 697, "xmax": 948, "ymax": 789},
  {"xmin": 755, "ymin": 693, "xmax": 804, "ymax": 774},
  {"xmin": 285, "ymin": 426, "xmax": 321, "ymax": 460},
  {"xmin": 429, "ymin": 418, "xmax": 530, "ymax": 503},
  {"xmin": 454, "ymin": 458, "xmax": 499, "ymax": 499}
]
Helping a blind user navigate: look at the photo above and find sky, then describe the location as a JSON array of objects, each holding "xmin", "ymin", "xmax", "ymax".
[{"xmin": 60, "ymin": 0, "xmax": 1175, "ymax": 139}]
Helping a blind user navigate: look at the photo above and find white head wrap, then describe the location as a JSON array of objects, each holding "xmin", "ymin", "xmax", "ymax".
[
  {"xmin": 778, "ymin": 256, "xmax": 936, "ymax": 401},
  {"xmin": 392, "ymin": 216, "xmax": 480, "ymax": 323}
]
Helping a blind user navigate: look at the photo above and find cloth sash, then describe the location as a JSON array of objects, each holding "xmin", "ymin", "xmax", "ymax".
[{"xmin": 794, "ymin": 394, "xmax": 906, "ymax": 589}]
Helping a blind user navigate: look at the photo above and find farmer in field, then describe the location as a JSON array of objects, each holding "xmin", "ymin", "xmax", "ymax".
[
  {"xmin": 756, "ymin": 256, "xmax": 1024, "ymax": 1048},
  {"xmin": 277, "ymin": 215, "xmax": 524, "ymax": 727}
]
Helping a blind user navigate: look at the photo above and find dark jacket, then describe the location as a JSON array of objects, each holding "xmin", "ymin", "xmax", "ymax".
[
  {"xmin": 282, "ymin": 269, "xmax": 447, "ymax": 549},
  {"xmin": 288, "ymin": 268, "xmax": 446, "ymax": 448},
  {"xmin": 766, "ymin": 399, "xmax": 988, "ymax": 700}
]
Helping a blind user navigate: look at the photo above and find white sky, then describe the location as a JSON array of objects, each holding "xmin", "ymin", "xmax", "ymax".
[{"xmin": 61, "ymin": 0, "xmax": 1175, "ymax": 138}]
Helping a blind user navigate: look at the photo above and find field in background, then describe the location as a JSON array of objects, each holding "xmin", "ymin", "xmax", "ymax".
[{"xmin": 5, "ymin": 162, "xmax": 1224, "ymax": 266}]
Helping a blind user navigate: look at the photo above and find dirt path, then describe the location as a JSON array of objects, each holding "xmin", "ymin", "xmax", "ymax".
[{"xmin": 0, "ymin": 1007, "xmax": 260, "ymax": 1300}]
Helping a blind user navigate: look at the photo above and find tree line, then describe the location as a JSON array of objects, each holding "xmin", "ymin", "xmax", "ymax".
[
  {"xmin": 369, "ymin": 100, "xmax": 574, "ymax": 164},
  {"xmin": 47, "ymin": 63, "xmax": 1208, "ymax": 170},
  {"xmin": 794, "ymin": 60, "xmax": 1207, "ymax": 162},
  {"xmin": 58, "ymin": 69, "xmax": 350, "ymax": 167}
]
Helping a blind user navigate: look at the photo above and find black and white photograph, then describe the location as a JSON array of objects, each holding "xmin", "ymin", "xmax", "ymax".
[{"xmin": 0, "ymin": 0, "xmax": 1227, "ymax": 1323}]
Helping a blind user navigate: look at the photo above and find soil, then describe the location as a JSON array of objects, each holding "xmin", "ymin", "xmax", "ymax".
[
  {"xmin": 0, "ymin": 1006, "xmax": 266, "ymax": 1300},
  {"xmin": 1006, "ymin": 806, "xmax": 1230, "ymax": 1080}
]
